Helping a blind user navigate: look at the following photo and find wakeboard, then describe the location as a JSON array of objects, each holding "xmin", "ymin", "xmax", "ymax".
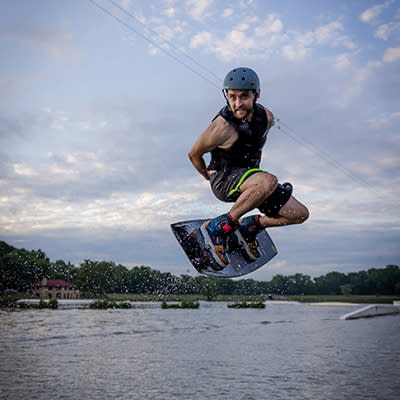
[{"xmin": 171, "ymin": 218, "xmax": 277, "ymax": 278}]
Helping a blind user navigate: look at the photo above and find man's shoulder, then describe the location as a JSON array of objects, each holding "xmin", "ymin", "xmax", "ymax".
[
  {"xmin": 208, "ymin": 114, "xmax": 232, "ymax": 134},
  {"xmin": 212, "ymin": 105, "xmax": 231, "ymax": 122},
  {"xmin": 254, "ymin": 102, "xmax": 267, "ymax": 113},
  {"xmin": 205, "ymin": 114, "xmax": 237, "ymax": 147}
]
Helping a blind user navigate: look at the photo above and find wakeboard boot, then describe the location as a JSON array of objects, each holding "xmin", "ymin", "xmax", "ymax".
[
  {"xmin": 235, "ymin": 214, "xmax": 263, "ymax": 261},
  {"xmin": 200, "ymin": 213, "xmax": 238, "ymax": 269}
]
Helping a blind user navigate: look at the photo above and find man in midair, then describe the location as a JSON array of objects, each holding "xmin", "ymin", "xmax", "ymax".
[{"xmin": 188, "ymin": 67, "xmax": 309, "ymax": 268}]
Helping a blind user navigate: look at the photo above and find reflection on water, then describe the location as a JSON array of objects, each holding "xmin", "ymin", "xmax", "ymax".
[{"xmin": 0, "ymin": 303, "xmax": 399, "ymax": 400}]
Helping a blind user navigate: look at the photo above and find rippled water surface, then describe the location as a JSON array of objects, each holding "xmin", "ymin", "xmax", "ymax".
[{"xmin": 1, "ymin": 302, "xmax": 399, "ymax": 400}]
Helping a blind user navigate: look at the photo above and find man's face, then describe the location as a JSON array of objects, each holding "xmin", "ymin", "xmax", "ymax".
[{"xmin": 226, "ymin": 89, "xmax": 259, "ymax": 120}]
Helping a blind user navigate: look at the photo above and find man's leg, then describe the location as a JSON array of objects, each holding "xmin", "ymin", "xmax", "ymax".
[
  {"xmin": 230, "ymin": 173, "xmax": 309, "ymax": 260},
  {"xmin": 229, "ymin": 172, "xmax": 277, "ymax": 220},
  {"xmin": 259, "ymin": 196, "xmax": 309, "ymax": 228},
  {"xmin": 229, "ymin": 171, "xmax": 309, "ymax": 227},
  {"xmin": 203, "ymin": 169, "xmax": 308, "ymax": 266},
  {"xmin": 202, "ymin": 171, "xmax": 276, "ymax": 266}
]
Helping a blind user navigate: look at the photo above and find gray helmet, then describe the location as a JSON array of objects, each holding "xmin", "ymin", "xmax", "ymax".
[{"xmin": 223, "ymin": 67, "xmax": 260, "ymax": 93}]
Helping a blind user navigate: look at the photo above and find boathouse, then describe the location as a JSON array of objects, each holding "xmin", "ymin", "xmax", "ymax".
[{"xmin": 31, "ymin": 278, "xmax": 80, "ymax": 300}]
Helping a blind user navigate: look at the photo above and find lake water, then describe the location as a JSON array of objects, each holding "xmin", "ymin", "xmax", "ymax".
[{"xmin": 0, "ymin": 302, "xmax": 399, "ymax": 400}]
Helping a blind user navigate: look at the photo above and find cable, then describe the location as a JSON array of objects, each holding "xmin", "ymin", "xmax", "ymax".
[
  {"xmin": 276, "ymin": 118, "xmax": 387, "ymax": 198},
  {"xmin": 88, "ymin": 0, "xmax": 386, "ymax": 198},
  {"xmin": 88, "ymin": 0, "xmax": 220, "ymax": 89},
  {"xmin": 106, "ymin": 0, "xmax": 222, "ymax": 84}
]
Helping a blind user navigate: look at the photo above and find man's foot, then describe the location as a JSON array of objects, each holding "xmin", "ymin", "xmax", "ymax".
[
  {"xmin": 200, "ymin": 213, "xmax": 237, "ymax": 268},
  {"xmin": 236, "ymin": 215, "xmax": 263, "ymax": 261}
]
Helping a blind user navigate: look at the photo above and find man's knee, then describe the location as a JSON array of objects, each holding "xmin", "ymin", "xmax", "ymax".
[
  {"xmin": 258, "ymin": 182, "xmax": 292, "ymax": 217},
  {"xmin": 292, "ymin": 204, "xmax": 309, "ymax": 224},
  {"xmin": 280, "ymin": 199, "xmax": 309, "ymax": 224},
  {"xmin": 300, "ymin": 205, "xmax": 310, "ymax": 222}
]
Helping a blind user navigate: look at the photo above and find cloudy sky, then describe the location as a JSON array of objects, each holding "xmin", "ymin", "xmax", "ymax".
[{"xmin": 1, "ymin": 0, "xmax": 399, "ymax": 281}]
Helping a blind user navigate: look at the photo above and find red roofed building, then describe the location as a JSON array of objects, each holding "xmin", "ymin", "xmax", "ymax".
[{"xmin": 32, "ymin": 278, "xmax": 80, "ymax": 300}]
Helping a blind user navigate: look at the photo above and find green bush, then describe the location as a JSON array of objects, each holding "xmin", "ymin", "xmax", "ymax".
[
  {"xmin": 48, "ymin": 299, "xmax": 58, "ymax": 309},
  {"xmin": 89, "ymin": 300, "xmax": 132, "ymax": 309},
  {"xmin": 18, "ymin": 299, "xmax": 58, "ymax": 309},
  {"xmin": 161, "ymin": 300, "xmax": 200, "ymax": 309},
  {"xmin": 228, "ymin": 300, "xmax": 266, "ymax": 309}
]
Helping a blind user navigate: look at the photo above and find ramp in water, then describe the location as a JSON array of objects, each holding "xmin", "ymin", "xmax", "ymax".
[{"xmin": 340, "ymin": 304, "xmax": 400, "ymax": 320}]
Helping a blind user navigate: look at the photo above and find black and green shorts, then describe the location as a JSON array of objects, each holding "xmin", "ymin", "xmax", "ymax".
[
  {"xmin": 209, "ymin": 167, "xmax": 293, "ymax": 218},
  {"xmin": 209, "ymin": 167, "xmax": 262, "ymax": 202}
]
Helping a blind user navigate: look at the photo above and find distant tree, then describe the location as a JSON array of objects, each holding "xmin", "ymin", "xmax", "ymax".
[
  {"xmin": 314, "ymin": 271, "xmax": 347, "ymax": 295},
  {"xmin": 395, "ymin": 281, "xmax": 400, "ymax": 295},
  {"xmin": 216, "ymin": 278, "xmax": 236, "ymax": 296},
  {"xmin": 287, "ymin": 273, "xmax": 314, "ymax": 295},
  {"xmin": 127, "ymin": 265, "xmax": 163, "ymax": 294},
  {"xmin": 0, "ymin": 240, "xmax": 399, "ymax": 297},
  {"xmin": 372, "ymin": 265, "xmax": 400, "ymax": 294},
  {"xmin": 111, "ymin": 264, "xmax": 130, "ymax": 293},
  {"xmin": 74, "ymin": 260, "xmax": 119, "ymax": 295},
  {"xmin": 200, "ymin": 277, "xmax": 218, "ymax": 300},
  {"xmin": 0, "ymin": 248, "xmax": 51, "ymax": 292},
  {"xmin": 270, "ymin": 274, "xmax": 290, "ymax": 295},
  {"xmin": 50, "ymin": 260, "xmax": 78, "ymax": 282},
  {"xmin": 0, "ymin": 241, "xmax": 15, "ymax": 257},
  {"xmin": 178, "ymin": 274, "xmax": 198, "ymax": 295},
  {"xmin": 340, "ymin": 284, "xmax": 352, "ymax": 296}
]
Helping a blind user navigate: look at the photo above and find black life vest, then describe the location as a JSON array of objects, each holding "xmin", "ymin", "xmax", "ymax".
[{"xmin": 208, "ymin": 103, "xmax": 269, "ymax": 170}]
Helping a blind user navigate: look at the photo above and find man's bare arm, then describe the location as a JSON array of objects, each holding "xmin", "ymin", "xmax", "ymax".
[
  {"xmin": 188, "ymin": 116, "xmax": 231, "ymax": 180},
  {"xmin": 264, "ymin": 107, "xmax": 274, "ymax": 132}
]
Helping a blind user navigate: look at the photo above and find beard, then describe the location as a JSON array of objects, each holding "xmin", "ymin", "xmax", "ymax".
[{"xmin": 233, "ymin": 106, "xmax": 253, "ymax": 121}]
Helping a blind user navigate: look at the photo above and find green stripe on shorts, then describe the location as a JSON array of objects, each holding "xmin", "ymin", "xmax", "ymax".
[{"xmin": 228, "ymin": 168, "xmax": 263, "ymax": 197}]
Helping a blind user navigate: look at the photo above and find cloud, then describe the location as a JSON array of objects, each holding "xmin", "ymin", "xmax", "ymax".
[
  {"xmin": 1, "ymin": 22, "xmax": 81, "ymax": 62},
  {"xmin": 1, "ymin": 0, "xmax": 399, "ymax": 278},
  {"xmin": 390, "ymin": 111, "xmax": 400, "ymax": 119},
  {"xmin": 190, "ymin": 16, "xmax": 355, "ymax": 62},
  {"xmin": 360, "ymin": 0, "xmax": 394, "ymax": 23},
  {"xmin": 254, "ymin": 14, "xmax": 283, "ymax": 36},
  {"xmin": 215, "ymin": 30, "xmax": 256, "ymax": 60},
  {"xmin": 334, "ymin": 52, "xmax": 352, "ymax": 69},
  {"xmin": 367, "ymin": 111, "xmax": 400, "ymax": 126},
  {"xmin": 13, "ymin": 163, "xmax": 38, "ymax": 177},
  {"xmin": 383, "ymin": 47, "xmax": 400, "ymax": 62},
  {"xmin": 374, "ymin": 21, "xmax": 400, "ymax": 40},
  {"xmin": 190, "ymin": 31, "xmax": 213, "ymax": 48},
  {"xmin": 315, "ymin": 21, "xmax": 343, "ymax": 43},
  {"xmin": 0, "ymin": 95, "xmax": 203, "ymax": 211},
  {"xmin": 190, "ymin": 15, "xmax": 284, "ymax": 61},
  {"xmin": 281, "ymin": 20, "xmax": 357, "ymax": 62},
  {"xmin": 153, "ymin": 23, "xmax": 179, "ymax": 42},
  {"xmin": 120, "ymin": 0, "xmax": 133, "ymax": 10},
  {"xmin": 190, "ymin": 29, "xmax": 257, "ymax": 61},
  {"xmin": 185, "ymin": 0, "xmax": 213, "ymax": 21},
  {"xmin": 0, "ymin": 170, "xmax": 211, "ymax": 237},
  {"xmin": 281, "ymin": 43, "xmax": 309, "ymax": 62},
  {"xmin": 222, "ymin": 8, "xmax": 233, "ymax": 18},
  {"xmin": 237, "ymin": 23, "xmax": 250, "ymax": 32},
  {"xmin": 163, "ymin": 7, "xmax": 176, "ymax": 17},
  {"xmin": 334, "ymin": 60, "xmax": 383, "ymax": 106}
]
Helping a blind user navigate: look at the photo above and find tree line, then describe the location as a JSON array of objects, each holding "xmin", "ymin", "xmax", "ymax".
[{"xmin": 1, "ymin": 241, "xmax": 399, "ymax": 296}]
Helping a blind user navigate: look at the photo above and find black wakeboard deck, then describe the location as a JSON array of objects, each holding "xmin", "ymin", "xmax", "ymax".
[{"xmin": 171, "ymin": 218, "xmax": 277, "ymax": 278}]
